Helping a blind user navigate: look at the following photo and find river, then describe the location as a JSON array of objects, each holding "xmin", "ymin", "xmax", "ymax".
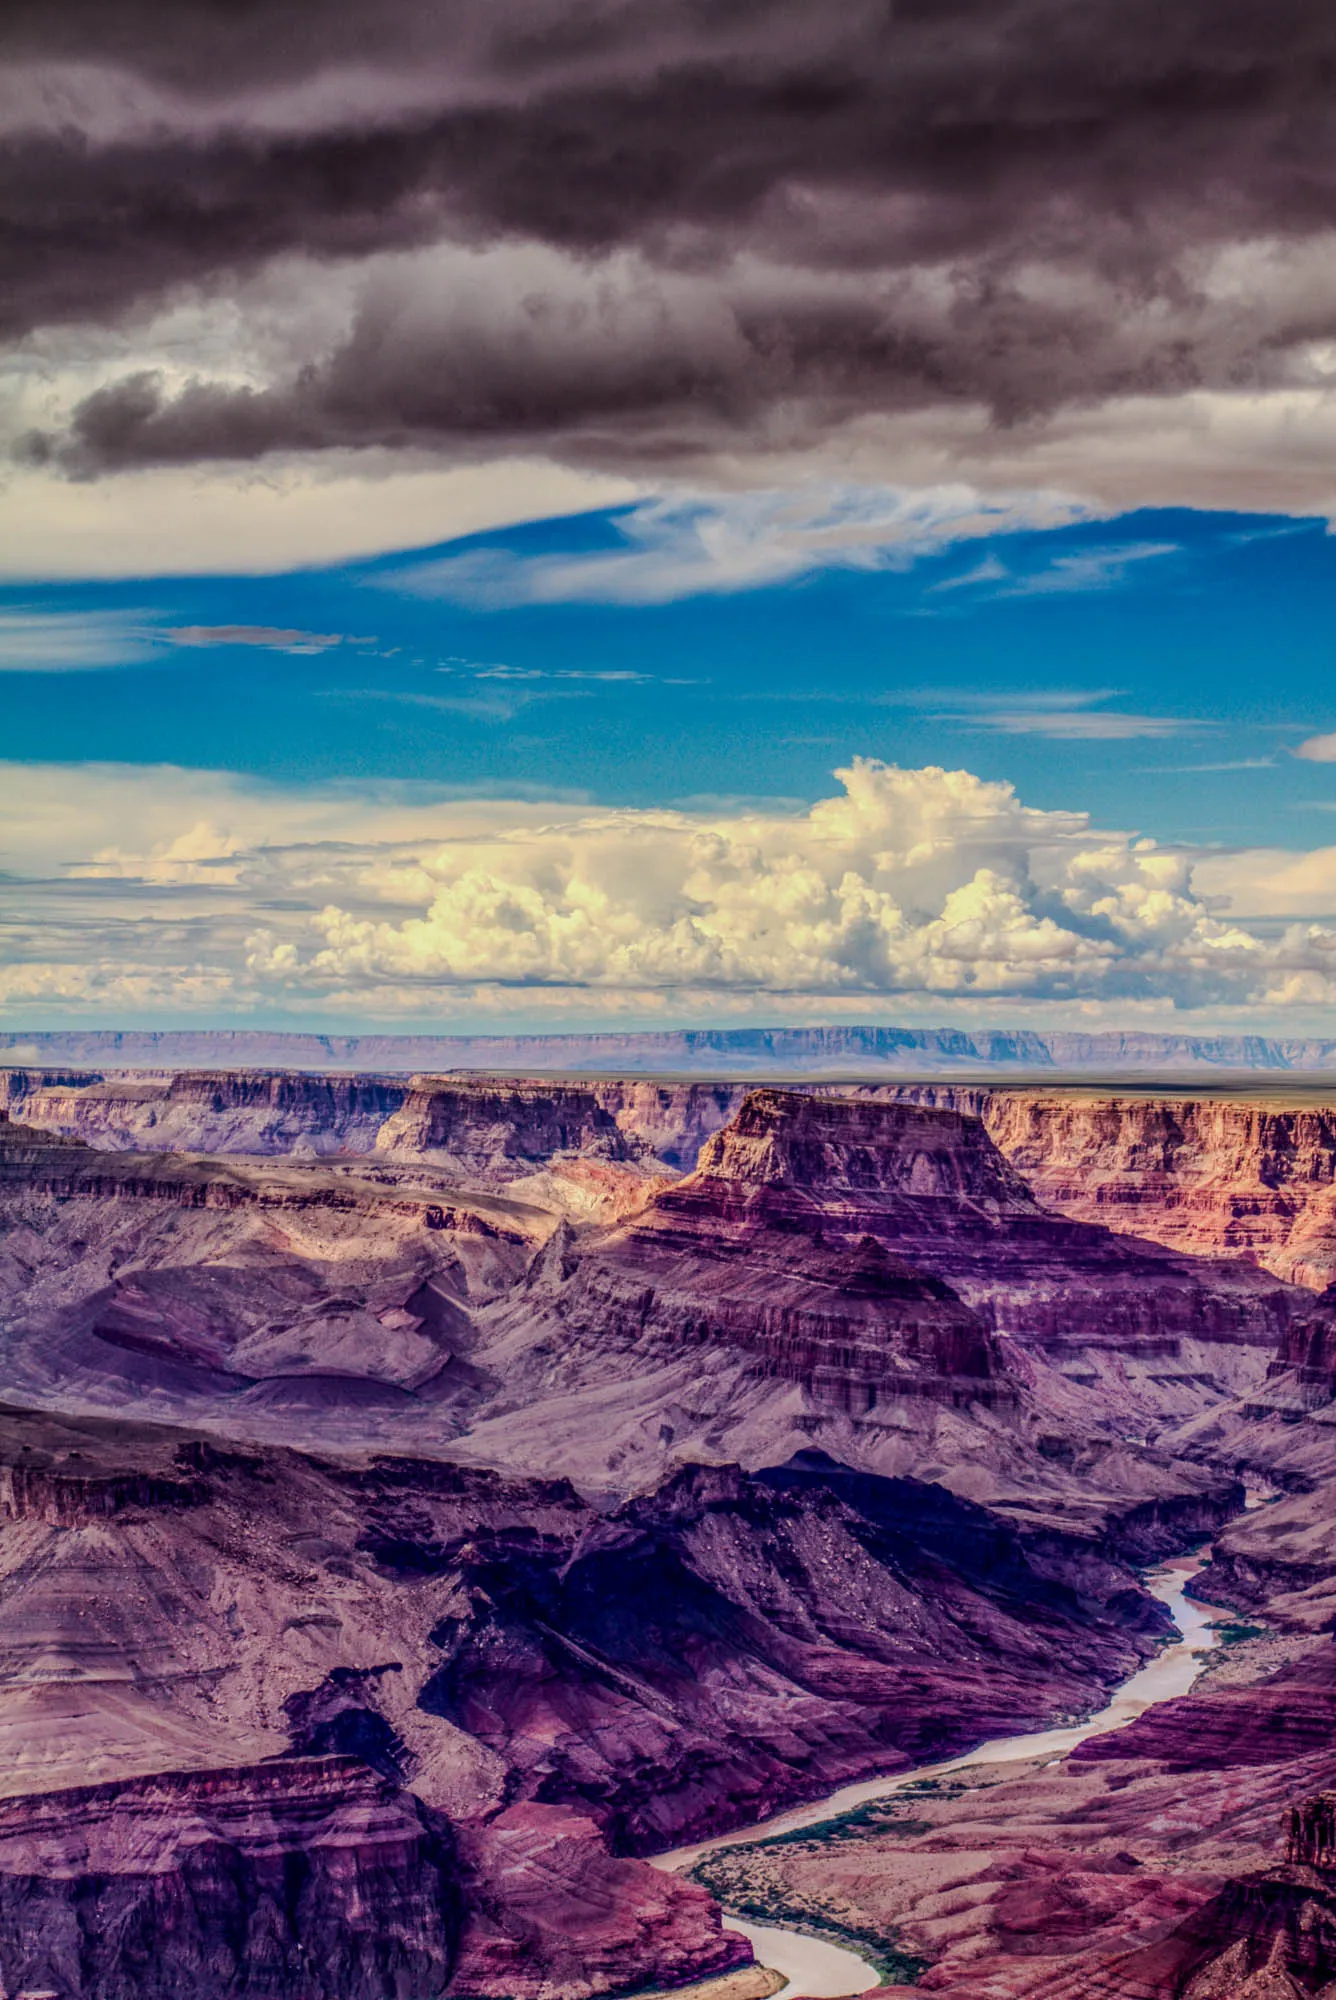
[{"xmin": 651, "ymin": 1551, "xmax": 1228, "ymax": 1999}]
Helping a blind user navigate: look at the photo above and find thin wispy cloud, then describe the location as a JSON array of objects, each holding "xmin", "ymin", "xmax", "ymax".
[
  {"xmin": 0, "ymin": 610, "xmax": 155, "ymax": 672},
  {"xmin": 970, "ymin": 709, "xmax": 1201, "ymax": 741},
  {"xmin": 927, "ymin": 542, "xmax": 1179, "ymax": 603},
  {"xmin": 1135, "ymin": 757, "xmax": 1277, "ymax": 774},
  {"xmin": 928, "ymin": 556, "xmax": 1009, "ymax": 594},
  {"xmin": 896, "ymin": 687, "xmax": 1204, "ymax": 742},
  {"xmin": 998, "ymin": 542, "xmax": 1179, "ymax": 596},
  {"xmin": 386, "ymin": 487, "xmax": 1094, "ymax": 608}
]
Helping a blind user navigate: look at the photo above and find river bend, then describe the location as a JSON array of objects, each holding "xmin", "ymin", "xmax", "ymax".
[{"xmin": 651, "ymin": 1552, "xmax": 1226, "ymax": 1999}]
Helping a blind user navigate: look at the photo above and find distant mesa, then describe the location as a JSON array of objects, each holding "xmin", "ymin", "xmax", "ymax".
[{"xmin": 6, "ymin": 1023, "xmax": 1336, "ymax": 1075}]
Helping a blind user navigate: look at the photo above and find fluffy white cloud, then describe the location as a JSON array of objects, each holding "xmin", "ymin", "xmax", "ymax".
[{"xmin": 6, "ymin": 755, "xmax": 1336, "ymax": 1026}]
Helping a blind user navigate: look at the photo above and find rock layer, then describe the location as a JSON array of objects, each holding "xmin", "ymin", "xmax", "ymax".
[
  {"xmin": 0, "ymin": 1758, "xmax": 459, "ymax": 2000},
  {"xmin": 895, "ymin": 1086, "xmax": 1336, "ymax": 1291},
  {"xmin": 556, "ymin": 1091, "xmax": 1299, "ymax": 1370}
]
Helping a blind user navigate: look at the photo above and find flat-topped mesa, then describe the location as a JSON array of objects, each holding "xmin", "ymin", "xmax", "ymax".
[
  {"xmin": 682, "ymin": 1086, "xmax": 1042, "ymax": 1220},
  {"xmin": 374, "ymin": 1075, "xmax": 643, "ymax": 1179},
  {"xmin": 0, "ymin": 1108, "xmax": 85, "ymax": 1163},
  {"xmin": 514, "ymin": 1093, "xmax": 1013, "ymax": 1411},
  {"xmin": 642, "ymin": 1089, "xmax": 1300, "ymax": 1353}
]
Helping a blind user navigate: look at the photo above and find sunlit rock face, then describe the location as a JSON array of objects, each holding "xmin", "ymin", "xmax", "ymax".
[
  {"xmin": 895, "ymin": 1086, "xmax": 1336, "ymax": 1291},
  {"xmin": 4, "ymin": 1070, "xmax": 412, "ymax": 1158}
]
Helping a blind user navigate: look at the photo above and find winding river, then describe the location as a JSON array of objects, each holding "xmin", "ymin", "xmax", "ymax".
[{"xmin": 651, "ymin": 1551, "xmax": 1228, "ymax": 1999}]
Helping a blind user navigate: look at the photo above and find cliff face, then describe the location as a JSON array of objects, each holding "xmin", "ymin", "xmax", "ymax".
[
  {"xmin": 408, "ymin": 1456, "xmax": 1168, "ymax": 1854},
  {"xmin": 0, "ymin": 1762, "xmax": 746, "ymax": 2000},
  {"xmin": 591, "ymin": 1079, "xmax": 743, "ymax": 1167},
  {"xmin": 375, "ymin": 1077, "xmax": 641, "ymax": 1175},
  {"xmin": 540, "ymin": 1092, "xmax": 1018, "ymax": 1417},
  {"xmin": 3, "ymin": 1071, "xmax": 740, "ymax": 1205},
  {"xmin": 0, "ymin": 1758, "xmax": 461, "ymax": 2000},
  {"xmin": 8, "ymin": 1070, "xmax": 412, "ymax": 1157},
  {"xmin": 901, "ymin": 1088, "xmax": 1336, "ymax": 1291},
  {"xmin": 442, "ymin": 1089, "xmax": 1300, "ymax": 1517}
]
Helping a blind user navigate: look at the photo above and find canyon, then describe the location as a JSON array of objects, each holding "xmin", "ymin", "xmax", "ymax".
[
  {"xmin": 6, "ymin": 1062, "xmax": 1336, "ymax": 1994},
  {"xmin": 14, "ymin": 1067, "xmax": 1336, "ymax": 1290}
]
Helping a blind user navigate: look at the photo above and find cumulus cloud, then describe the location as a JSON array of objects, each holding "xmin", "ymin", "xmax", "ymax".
[
  {"xmin": 1296, "ymin": 732, "xmax": 1336, "ymax": 762},
  {"xmin": 7, "ymin": 0, "xmax": 1336, "ymax": 520},
  {"xmin": 6, "ymin": 754, "xmax": 1336, "ymax": 1024}
]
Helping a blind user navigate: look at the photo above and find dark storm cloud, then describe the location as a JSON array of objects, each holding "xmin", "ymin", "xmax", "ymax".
[{"xmin": 9, "ymin": 0, "xmax": 1336, "ymax": 473}]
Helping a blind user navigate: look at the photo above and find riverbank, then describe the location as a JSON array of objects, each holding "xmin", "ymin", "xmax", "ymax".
[{"xmin": 651, "ymin": 1551, "xmax": 1228, "ymax": 1998}]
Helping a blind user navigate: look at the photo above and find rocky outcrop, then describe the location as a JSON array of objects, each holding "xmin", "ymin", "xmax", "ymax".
[
  {"xmin": 1099, "ymin": 1795, "xmax": 1336, "ymax": 1998},
  {"xmin": 449, "ymin": 1803, "xmax": 750, "ymax": 1997},
  {"xmin": 375, "ymin": 1077, "xmax": 644, "ymax": 1177},
  {"xmin": 1074, "ymin": 1639, "xmax": 1336, "ymax": 1771},
  {"xmin": 1178, "ymin": 1485, "xmax": 1336, "ymax": 1633},
  {"xmin": 407, "ymin": 1456, "xmax": 1166, "ymax": 1853},
  {"xmin": 1255, "ymin": 1297, "xmax": 1336, "ymax": 1414},
  {"xmin": 0, "ymin": 1068, "xmax": 98, "ymax": 1115},
  {"xmin": 0, "ymin": 1757, "xmax": 746, "ymax": 2000},
  {"xmin": 539, "ymin": 1092, "xmax": 1015, "ymax": 1415},
  {"xmin": 442, "ymin": 1088, "xmax": 1306, "ymax": 1514}
]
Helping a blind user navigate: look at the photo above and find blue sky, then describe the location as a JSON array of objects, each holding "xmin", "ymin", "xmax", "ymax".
[
  {"xmin": 4, "ymin": 499, "xmax": 1335, "ymax": 855},
  {"xmin": 8, "ymin": 487, "xmax": 1336, "ymax": 1034}
]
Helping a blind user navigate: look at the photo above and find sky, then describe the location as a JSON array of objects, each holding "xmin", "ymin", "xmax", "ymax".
[{"xmin": 6, "ymin": 0, "xmax": 1336, "ymax": 1035}]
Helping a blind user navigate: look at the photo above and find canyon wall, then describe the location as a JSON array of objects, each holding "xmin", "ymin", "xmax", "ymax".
[
  {"xmin": 19, "ymin": 1068, "xmax": 1336, "ymax": 1302},
  {"xmin": 5, "ymin": 1068, "xmax": 1336, "ymax": 1994},
  {"xmin": 889, "ymin": 1084, "xmax": 1336, "ymax": 1290}
]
